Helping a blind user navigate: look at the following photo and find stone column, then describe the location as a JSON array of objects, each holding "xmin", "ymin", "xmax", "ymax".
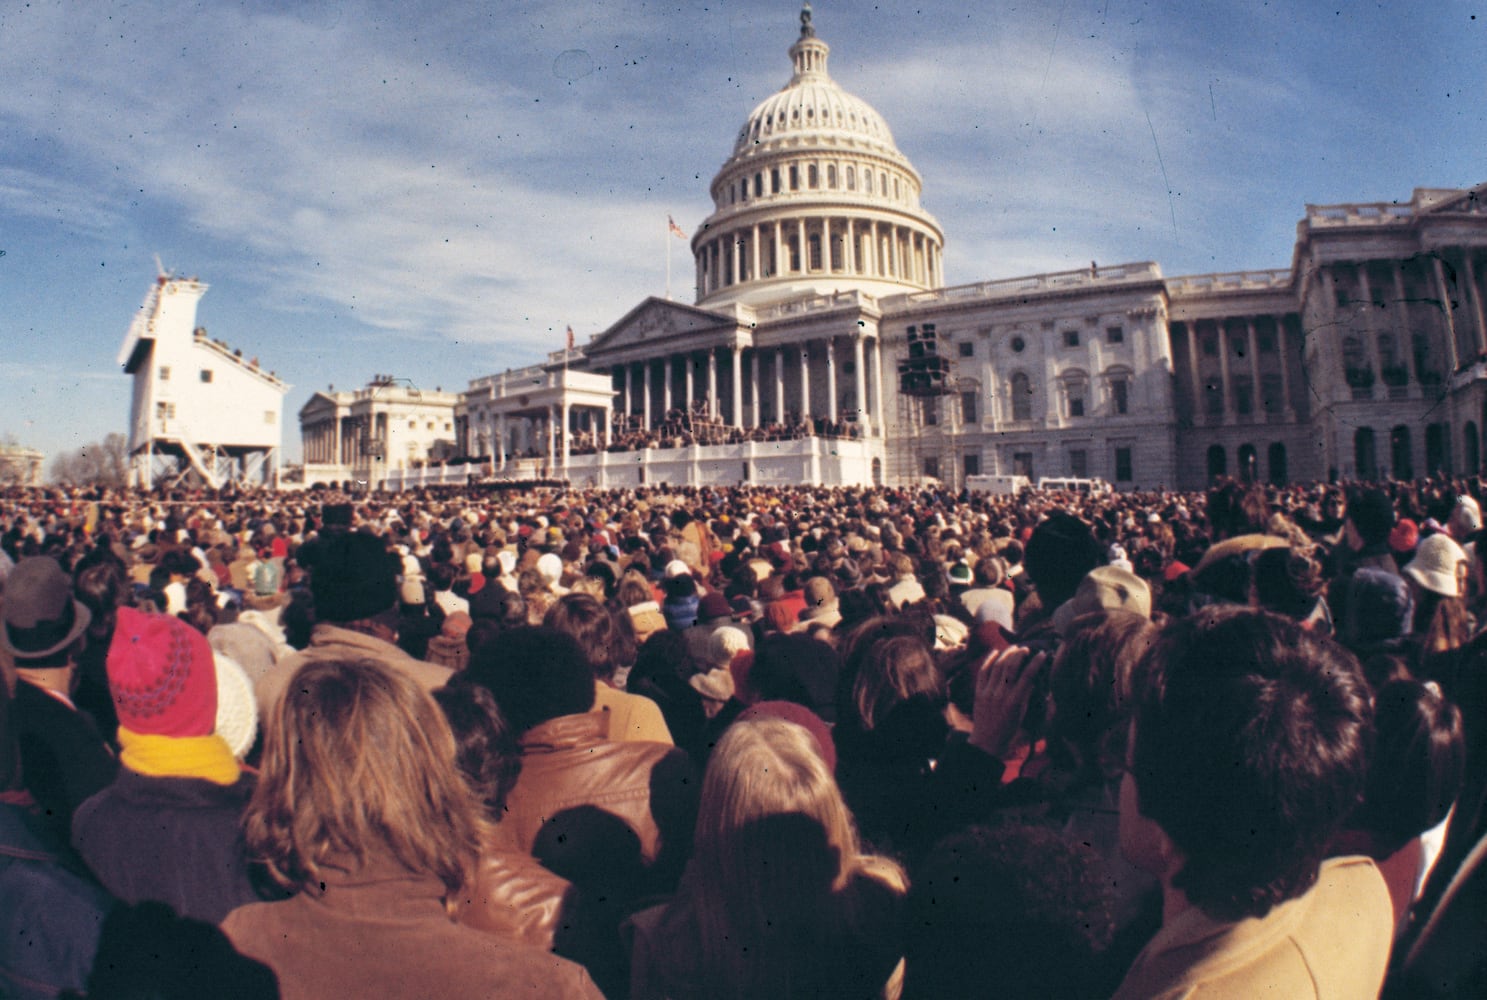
[
  {"xmin": 845, "ymin": 218, "xmax": 856, "ymax": 273},
  {"xmin": 799, "ymin": 345, "xmax": 812, "ymax": 421},
  {"xmin": 1464, "ymin": 250, "xmax": 1487, "ymax": 358},
  {"xmin": 1434, "ymin": 256, "xmax": 1463, "ymax": 371},
  {"xmin": 1357, "ymin": 266, "xmax": 1385, "ymax": 388},
  {"xmin": 751, "ymin": 224, "xmax": 761, "ymax": 283},
  {"xmin": 663, "ymin": 355, "xmax": 673, "ymax": 413},
  {"xmin": 1216, "ymin": 321, "xmax": 1234, "ymax": 421},
  {"xmin": 775, "ymin": 347, "xmax": 786, "ymax": 424},
  {"xmin": 873, "ymin": 335, "xmax": 886, "ymax": 434},
  {"xmin": 826, "ymin": 337, "xmax": 838, "ymax": 422},
  {"xmin": 751, "ymin": 349, "xmax": 762, "ymax": 429},
  {"xmin": 797, "ymin": 219, "xmax": 807, "ymax": 273},
  {"xmin": 1246, "ymin": 319, "xmax": 1262, "ymax": 417},
  {"xmin": 731, "ymin": 345, "xmax": 743, "ymax": 426},
  {"xmin": 854, "ymin": 332, "xmax": 870, "ymax": 434},
  {"xmin": 708, "ymin": 347, "xmax": 718, "ymax": 419},
  {"xmin": 773, "ymin": 221, "xmax": 783, "ymax": 278},
  {"xmin": 1276, "ymin": 318, "xmax": 1296, "ymax": 419},
  {"xmin": 561, "ymin": 402, "xmax": 571, "ymax": 470},
  {"xmin": 546, "ymin": 404, "xmax": 556, "ymax": 469},
  {"xmin": 1185, "ymin": 323, "xmax": 1203, "ymax": 426},
  {"xmin": 1392, "ymin": 267, "xmax": 1420, "ymax": 386},
  {"xmin": 868, "ymin": 221, "xmax": 879, "ymax": 276},
  {"xmin": 685, "ymin": 352, "xmax": 695, "ymax": 411},
  {"xmin": 602, "ymin": 404, "xmax": 611, "ymax": 449},
  {"xmin": 731, "ymin": 233, "xmax": 741, "ymax": 287},
  {"xmin": 642, "ymin": 361, "xmax": 652, "ymax": 429},
  {"xmin": 623, "ymin": 364, "xmax": 633, "ymax": 422},
  {"xmin": 497, "ymin": 413, "xmax": 507, "ymax": 468}
]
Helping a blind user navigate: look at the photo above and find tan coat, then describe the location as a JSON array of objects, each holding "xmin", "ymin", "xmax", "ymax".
[{"xmin": 1109, "ymin": 855, "xmax": 1393, "ymax": 1000}]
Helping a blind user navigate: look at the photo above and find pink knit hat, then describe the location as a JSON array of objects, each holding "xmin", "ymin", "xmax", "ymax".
[{"xmin": 107, "ymin": 608, "xmax": 217, "ymax": 738}]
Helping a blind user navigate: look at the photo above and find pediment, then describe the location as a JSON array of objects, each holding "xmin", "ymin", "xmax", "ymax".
[
  {"xmin": 298, "ymin": 392, "xmax": 342, "ymax": 420},
  {"xmin": 1420, "ymin": 183, "xmax": 1487, "ymax": 217},
  {"xmin": 585, "ymin": 297, "xmax": 738, "ymax": 358}
]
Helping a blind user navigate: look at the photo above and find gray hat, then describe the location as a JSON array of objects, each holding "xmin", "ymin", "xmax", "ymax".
[{"xmin": 0, "ymin": 557, "xmax": 91, "ymax": 660}]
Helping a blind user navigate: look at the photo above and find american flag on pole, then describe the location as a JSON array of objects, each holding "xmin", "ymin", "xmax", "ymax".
[
  {"xmin": 566, "ymin": 325, "xmax": 576, "ymax": 351},
  {"xmin": 668, "ymin": 215, "xmax": 687, "ymax": 239}
]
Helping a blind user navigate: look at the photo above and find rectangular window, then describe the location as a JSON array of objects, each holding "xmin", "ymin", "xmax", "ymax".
[
  {"xmin": 754, "ymin": 173, "xmax": 763, "ymax": 197},
  {"xmin": 158, "ymin": 365, "xmax": 171, "ymax": 381},
  {"xmin": 1064, "ymin": 330, "xmax": 1080, "ymax": 348},
  {"xmin": 1106, "ymin": 326, "xmax": 1124, "ymax": 344},
  {"xmin": 958, "ymin": 341, "xmax": 974, "ymax": 358},
  {"xmin": 1068, "ymin": 395, "xmax": 1085, "ymax": 418},
  {"xmin": 789, "ymin": 165, "xmax": 799, "ymax": 190},
  {"xmin": 922, "ymin": 456, "xmax": 940, "ymax": 478},
  {"xmin": 156, "ymin": 402, "xmax": 175, "ymax": 419},
  {"xmin": 1013, "ymin": 452, "xmax": 1034, "ymax": 479},
  {"xmin": 200, "ymin": 369, "xmax": 213, "ymax": 383},
  {"xmin": 265, "ymin": 411, "xmax": 276, "ymax": 424},
  {"xmin": 808, "ymin": 164, "xmax": 819, "ymax": 188},
  {"xmin": 1115, "ymin": 447, "xmax": 1133, "ymax": 482},
  {"xmin": 964, "ymin": 453, "xmax": 982, "ymax": 477},
  {"xmin": 1069, "ymin": 449, "xmax": 1088, "ymax": 478},
  {"xmin": 771, "ymin": 168, "xmax": 781, "ymax": 193},
  {"xmin": 1113, "ymin": 380, "xmax": 1129, "ymax": 415},
  {"xmin": 808, "ymin": 235, "xmax": 822, "ymax": 270},
  {"xmin": 961, "ymin": 391, "xmax": 978, "ymax": 424}
]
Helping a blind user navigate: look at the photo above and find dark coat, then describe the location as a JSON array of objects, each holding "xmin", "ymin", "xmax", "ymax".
[
  {"xmin": 72, "ymin": 767, "xmax": 266, "ymax": 924},
  {"xmin": 10, "ymin": 680, "xmax": 118, "ymax": 843},
  {"xmin": 0, "ymin": 803, "xmax": 114, "ymax": 1000}
]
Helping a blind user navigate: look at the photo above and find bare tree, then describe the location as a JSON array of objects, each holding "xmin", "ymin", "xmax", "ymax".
[{"xmin": 49, "ymin": 434, "xmax": 130, "ymax": 487}]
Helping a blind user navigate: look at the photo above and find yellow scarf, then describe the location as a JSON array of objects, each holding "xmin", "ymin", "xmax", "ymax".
[{"xmin": 117, "ymin": 727, "xmax": 241, "ymax": 786}]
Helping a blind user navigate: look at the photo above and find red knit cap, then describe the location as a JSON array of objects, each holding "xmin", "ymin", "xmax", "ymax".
[{"xmin": 107, "ymin": 607, "xmax": 217, "ymax": 738}]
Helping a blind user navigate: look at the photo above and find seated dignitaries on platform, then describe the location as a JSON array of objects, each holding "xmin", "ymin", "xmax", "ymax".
[{"xmin": 1112, "ymin": 607, "xmax": 1393, "ymax": 999}]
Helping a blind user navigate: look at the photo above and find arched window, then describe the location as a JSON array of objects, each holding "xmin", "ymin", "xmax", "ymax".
[
  {"xmin": 1391, "ymin": 425, "xmax": 1413, "ymax": 479},
  {"xmin": 808, "ymin": 164, "xmax": 819, "ymax": 188},
  {"xmin": 1207, "ymin": 445, "xmax": 1227, "ymax": 482},
  {"xmin": 846, "ymin": 165, "xmax": 856, "ymax": 190},
  {"xmin": 827, "ymin": 164, "xmax": 837, "ymax": 188},
  {"xmin": 1010, "ymin": 373, "xmax": 1032, "ymax": 421},
  {"xmin": 864, "ymin": 172, "xmax": 873, "ymax": 195},
  {"xmin": 1060, "ymin": 370, "xmax": 1090, "ymax": 419},
  {"xmin": 1267, "ymin": 442, "xmax": 1288, "ymax": 485},
  {"xmin": 1355, "ymin": 427, "xmax": 1378, "ymax": 479},
  {"xmin": 1237, "ymin": 443, "xmax": 1258, "ymax": 483}
]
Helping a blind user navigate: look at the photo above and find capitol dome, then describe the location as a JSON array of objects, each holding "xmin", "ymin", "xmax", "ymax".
[{"xmin": 692, "ymin": 4, "xmax": 945, "ymax": 309}]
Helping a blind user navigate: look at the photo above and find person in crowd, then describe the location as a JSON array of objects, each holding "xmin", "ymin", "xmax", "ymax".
[
  {"xmin": 1112, "ymin": 608, "xmax": 1392, "ymax": 998},
  {"xmin": 221, "ymin": 657, "xmax": 602, "ymax": 999},
  {"xmin": 253, "ymin": 530, "xmax": 451, "ymax": 725},
  {"xmin": 545, "ymin": 592, "xmax": 672, "ymax": 744},
  {"xmin": 72, "ymin": 607, "xmax": 265, "ymax": 923},
  {"xmin": 466, "ymin": 626, "xmax": 698, "ymax": 894},
  {"xmin": 629, "ymin": 717, "xmax": 908, "ymax": 1000},
  {"xmin": 0, "ymin": 557, "xmax": 117, "ymax": 842}
]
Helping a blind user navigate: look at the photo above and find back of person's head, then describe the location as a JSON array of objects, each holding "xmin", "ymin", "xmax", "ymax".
[
  {"xmin": 1349, "ymin": 487, "xmax": 1397, "ymax": 547},
  {"xmin": 1252, "ymin": 546, "xmax": 1324, "ymax": 621},
  {"xmin": 615, "ymin": 569, "xmax": 654, "ymax": 608},
  {"xmin": 1352, "ymin": 679, "xmax": 1465, "ymax": 855},
  {"xmin": 845, "ymin": 632, "xmax": 940, "ymax": 732},
  {"xmin": 544, "ymin": 592, "xmax": 621, "ymax": 681},
  {"xmin": 244, "ymin": 658, "xmax": 483, "ymax": 898},
  {"xmin": 1190, "ymin": 552, "xmax": 1252, "ymax": 606},
  {"xmin": 1048, "ymin": 610, "xmax": 1159, "ymax": 782},
  {"xmin": 432, "ymin": 678, "xmax": 523, "ymax": 819},
  {"xmin": 465, "ymin": 625, "xmax": 596, "ymax": 734},
  {"xmin": 308, "ymin": 532, "xmax": 398, "ymax": 624},
  {"xmin": 1207, "ymin": 480, "xmax": 1268, "ymax": 540},
  {"xmin": 748, "ymin": 632, "xmax": 840, "ymax": 723},
  {"xmin": 1129, "ymin": 608, "xmax": 1372, "ymax": 921},
  {"xmin": 1024, "ymin": 512, "xmax": 1101, "ymax": 608},
  {"xmin": 905, "ymin": 824, "xmax": 1115, "ymax": 1000}
]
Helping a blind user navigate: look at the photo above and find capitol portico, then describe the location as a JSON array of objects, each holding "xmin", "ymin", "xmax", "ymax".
[{"xmin": 308, "ymin": 5, "xmax": 1487, "ymax": 493}]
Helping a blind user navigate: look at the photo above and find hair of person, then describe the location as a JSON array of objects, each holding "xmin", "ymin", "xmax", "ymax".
[
  {"xmin": 682, "ymin": 717, "xmax": 905, "ymax": 998},
  {"xmin": 846, "ymin": 632, "xmax": 941, "ymax": 733},
  {"xmin": 1131, "ymin": 607, "xmax": 1373, "ymax": 922},
  {"xmin": 1418, "ymin": 595, "xmax": 1472, "ymax": 657},
  {"xmin": 614, "ymin": 569, "xmax": 654, "ymax": 609},
  {"xmin": 544, "ymin": 592, "xmax": 621, "ymax": 680},
  {"xmin": 432, "ymin": 678, "xmax": 523, "ymax": 819},
  {"xmin": 904, "ymin": 823, "xmax": 1115, "ymax": 1000},
  {"xmin": 73, "ymin": 546, "xmax": 131, "ymax": 632},
  {"xmin": 1352, "ymin": 679, "xmax": 1465, "ymax": 855},
  {"xmin": 1047, "ymin": 610, "xmax": 1159, "ymax": 782},
  {"xmin": 243, "ymin": 658, "xmax": 484, "ymax": 899},
  {"xmin": 1207, "ymin": 480, "xmax": 1268, "ymax": 540},
  {"xmin": 159, "ymin": 548, "xmax": 201, "ymax": 577},
  {"xmin": 1023, "ymin": 512, "xmax": 1101, "ymax": 608},
  {"xmin": 632, "ymin": 626, "xmax": 696, "ymax": 687},
  {"xmin": 664, "ymin": 573, "xmax": 698, "ymax": 599},
  {"xmin": 1252, "ymin": 546, "xmax": 1324, "ymax": 620},
  {"xmin": 515, "ymin": 567, "xmax": 547, "ymax": 599},
  {"xmin": 428, "ymin": 561, "xmax": 457, "ymax": 593},
  {"xmin": 465, "ymin": 625, "xmax": 596, "ymax": 734}
]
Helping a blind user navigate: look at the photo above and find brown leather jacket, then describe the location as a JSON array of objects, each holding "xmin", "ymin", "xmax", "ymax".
[
  {"xmin": 456, "ymin": 848, "xmax": 577, "ymax": 951},
  {"xmin": 486, "ymin": 711, "xmax": 698, "ymax": 872}
]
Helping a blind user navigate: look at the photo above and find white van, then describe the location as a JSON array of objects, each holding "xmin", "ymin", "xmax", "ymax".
[
  {"xmin": 965, "ymin": 474, "xmax": 1031, "ymax": 496},
  {"xmin": 1036, "ymin": 476, "xmax": 1113, "ymax": 495}
]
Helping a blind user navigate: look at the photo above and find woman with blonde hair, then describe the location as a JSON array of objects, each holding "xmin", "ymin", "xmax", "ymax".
[
  {"xmin": 221, "ymin": 658, "xmax": 600, "ymax": 1000},
  {"xmin": 629, "ymin": 716, "xmax": 907, "ymax": 1000}
]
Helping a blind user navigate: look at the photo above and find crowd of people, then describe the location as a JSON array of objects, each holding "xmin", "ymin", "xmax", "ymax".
[{"xmin": 3, "ymin": 474, "xmax": 1487, "ymax": 998}]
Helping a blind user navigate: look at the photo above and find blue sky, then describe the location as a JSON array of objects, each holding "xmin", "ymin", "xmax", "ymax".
[{"xmin": 2, "ymin": 0, "xmax": 1483, "ymax": 468}]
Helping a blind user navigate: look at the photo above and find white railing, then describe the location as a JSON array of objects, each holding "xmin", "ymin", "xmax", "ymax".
[
  {"xmin": 889, "ymin": 262, "xmax": 1163, "ymax": 309},
  {"xmin": 1306, "ymin": 202, "xmax": 1414, "ymax": 227}
]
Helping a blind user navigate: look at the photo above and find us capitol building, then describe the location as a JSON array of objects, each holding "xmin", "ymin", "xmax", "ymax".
[{"xmin": 301, "ymin": 5, "xmax": 1487, "ymax": 492}]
